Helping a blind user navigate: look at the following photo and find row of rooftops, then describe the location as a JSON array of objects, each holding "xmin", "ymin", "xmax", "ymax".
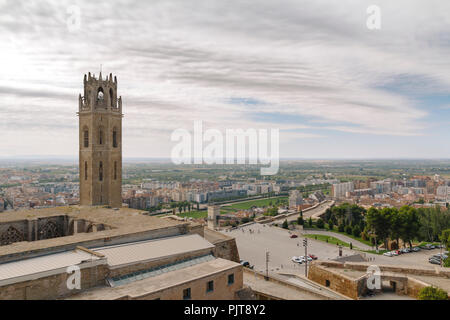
[{"xmin": 0, "ymin": 234, "xmax": 216, "ymax": 287}]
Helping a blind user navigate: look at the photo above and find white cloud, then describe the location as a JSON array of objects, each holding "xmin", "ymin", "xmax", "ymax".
[{"xmin": 0, "ymin": 0, "xmax": 449, "ymax": 158}]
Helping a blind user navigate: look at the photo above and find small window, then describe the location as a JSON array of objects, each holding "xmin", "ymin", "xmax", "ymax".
[
  {"xmin": 99, "ymin": 128, "xmax": 104, "ymax": 145},
  {"xmin": 84, "ymin": 161, "xmax": 88, "ymax": 180},
  {"xmin": 110, "ymin": 88, "xmax": 114, "ymax": 108},
  {"xmin": 113, "ymin": 128, "xmax": 118, "ymax": 148},
  {"xmin": 114, "ymin": 161, "xmax": 117, "ymax": 180},
  {"xmin": 325, "ymin": 280, "xmax": 330, "ymax": 287},
  {"xmin": 228, "ymin": 274, "xmax": 234, "ymax": 285},
  {"xmin": 83, "ymin": 129, "xmax": 89, "ymax": 148},
  {"xmin": 99, "ymin": 162, "xmax": 103, "ymax": 181},
  {"xmin": 97, "ymin": 87, "xmax": 104, "ymax": 102},
  {"xmin": 183, "ymin": 288, "xmax": 191, "ymax": 300},
  {"xmin": 206, "ymin": 280, "xmax": 214, "ymax": 293}
]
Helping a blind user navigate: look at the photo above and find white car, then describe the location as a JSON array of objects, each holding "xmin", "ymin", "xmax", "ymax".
[
  {"xmin": 292, "ymin": 256, "xmax": 303, "ymax": 264},
  {"xmin": 383, "ymin": 251, "xmax": 394, "ymax": 257},
  {"xmin": 299, "ymin": 256, "xmax": 313, "ymax": 262}
]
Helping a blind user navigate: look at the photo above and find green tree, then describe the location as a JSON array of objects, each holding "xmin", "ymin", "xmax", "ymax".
[
  {"xmin": 297, "ymin": 216, "xmax": 304, "ymax": 225},
  {"xmin": 399, "ymin": 206, "xmax": 421, "ymax": 249},
  {"xmin": 418, "ymin": 286, "xmax": 448, "ymax": 300},
  {"xmin": 316, "ymin": 218, "xmax": 324, "ymax": 229},
  {"xmin": 440, "ymin": 229, "xmax": 450, "ymax": 251},
  {"xmin": 345, "ymin": 225, "xmax": 352, "ymax": 235},
  {"xmin": 308, "ymin": 217, "xmax": 313, "ymax": 228},
  {"xmin": 328, "ymin": 219, "xmax": 334, "ymax": 231},
  {"xmin": 366, "ymin": 207, "xmax": 393, "ymax": 250},
  {"xmin": 338, "ymin": 223, "xmax": 345, "ymax": 233},
  {"xmin": 352, "ymin": 225, "xmax": 361, "ymax": 238},
  {"xmin": 282, "ymin": 219, "xmax": 289, "ymax": 229}
]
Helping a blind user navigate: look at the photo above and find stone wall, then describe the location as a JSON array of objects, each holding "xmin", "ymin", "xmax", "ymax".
[
  {"xmin": 0, "ymin": 263, "xmax": 109, "ymax": 300},
  {"xmin": 213, "ymin": 238, "xmax": 240, "ymax": 263},
  {"xmin": 119, "ymin": 265, "xmax": 243, "ymax": 300},
  {"xmin": 109, "ymin": 247, "xmax": 215, "ymax": 278},
  {"xmin": 307, "ymin": 263, "xmax": 362, "ymax": 300}
]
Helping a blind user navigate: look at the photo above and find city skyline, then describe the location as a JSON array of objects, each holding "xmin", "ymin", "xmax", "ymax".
[{"xmin": 1, "ymin": 0, "xmax": 450, "ymax": 159}]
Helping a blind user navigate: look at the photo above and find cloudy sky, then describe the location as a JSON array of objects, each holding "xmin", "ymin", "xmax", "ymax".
[{"xmin": 0, "ymin": 0, "xmax": 449, "ymax": 159}]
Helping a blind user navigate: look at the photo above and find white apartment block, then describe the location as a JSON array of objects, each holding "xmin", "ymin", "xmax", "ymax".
[{"xmin": 332, "ymin": 182, "xmax": 354, "ymax": 198}]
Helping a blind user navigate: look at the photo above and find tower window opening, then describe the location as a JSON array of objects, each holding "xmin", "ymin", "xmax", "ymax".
[
  {"xmin": 84, "ymin": 162, "xmax": 88, "ymax": 180},
  {"xmin": 114, "ymin": 161, "xmax": 117, "ymax": 180},
  {"xmin": 113, "ymin": 128, "xmax": 118, "ymax": 148},
  {"xmin": 97, "ymin": 87, "xmax": 104, "ymax": 102},
  {"xmin": 110, "ymin": 88, "xmax": 114, "ymax": 108},
  {"xmin": 99, "ymin": 162, "xmax": 103, "ymax": 181},
  {"xmin": 99, "ymin": 128, "xmax": 104, "ymax": 145},
  {"xmin": 83, "ymin": 129, "xmax": 89, "ymax": 148}
]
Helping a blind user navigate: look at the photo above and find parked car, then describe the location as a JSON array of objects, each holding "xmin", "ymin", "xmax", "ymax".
[
  {"xmin": 383, "ymin": 251, "xmax": 394, "ymax": 257},
  {"xmin": 421, "ymin": 244, "xmax": 433, "ymax": 250},
  {"xmin": 290, "ymin": 234, "xmax": 298, "ymax": 238},
  {"xmin": 412, "ymin": 247, "xmax": 420, "ymax": 252},
  {"xmin": 432, "ymin": 253, "xmax": 448, "ymax": 260},
  {"xmin": 395, "ymin": 250, "xmax": 402, "ymax": 255},
  {"xmin": 292, "ymin": 256, "xmax": 302, "ymax": 264},
  {"xmin": 240, "ymin": 261, "xmax": 250, "ymax": 267},
  {"xmin": 429, "ymin": 257, "xmax": 441, "ymax": 265},
  {"xmin": 299, "ymin": 255, "xmax": 313, "ymax": 262},
  {"xmin": 308, "ymin": 254, "xmax": 318, "ymax": 260}
]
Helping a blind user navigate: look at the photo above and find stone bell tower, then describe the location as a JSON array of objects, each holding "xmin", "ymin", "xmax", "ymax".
[{"xmin": 78, "ymin": 72, "xmax": 123, "ymax": 208}]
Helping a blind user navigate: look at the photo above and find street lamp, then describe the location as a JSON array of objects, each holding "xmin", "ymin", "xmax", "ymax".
[{"xmin": 303, "ymin": 238, "xmax": 308, "ymax": 277}]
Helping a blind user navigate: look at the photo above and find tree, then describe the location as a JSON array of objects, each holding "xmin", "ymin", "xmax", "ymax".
[
  {"xmin": 345, "ymin": 225, "xmax": 352, "ymax": 235},
  {"xmin": 297, "ymin": 216, "xmax": 304, "ymax": 226},
  {"xmin": 352, "ymin": 225, "xmax": 361, "ymax": 238},
  {"xmin": 308, "ymin": 217, "xmax": 313, "ymax": 228},
  {"xmin": 418, "ymin": 286, "xmax": 448, "ymax": 300},
  {"xmin": 399, "ymin": 206, "xmax": 421, "ymax": 249},
  {"xmin": 440, "ymin": 229, "xmax": 450, "ymax": 251},
  {"xmin": 316, "ymin": 218, "xmax": 324, "ymax": 229},
  {"xmin": 366, "ymin": 207, "xmax": 393, "ymax": 249},
  {"xmin": 328, "ymin": 219, "xmax": 334, "ymax": 231},
  {"xmin": 282, "ymin": 219, "xmax": 289, "ymax": 229},
  {"xmin": 338, "ymin": 223, "xmax": 345, "ymax": 233},
  {"xmin": 390, "ymin": 209, "xmax": 404, "ymax": 248}
]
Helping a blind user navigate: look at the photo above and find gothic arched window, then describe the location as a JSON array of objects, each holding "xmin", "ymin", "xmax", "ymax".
[
  {"xmin": 1, "ymin": 226, "xmax": 24, "ymax": 246},
  {"xmin": 38, "ymin": 221, "xmax": 61, "ymax": 240},
  {"xmin": 83, "ymin": 128, "xmax": 89, "ymax": 148},
  {"xmin": 112, "ymin": 128, "xmax": 118, "ymax": 148},
  {"xmin": 99, "ymin": 127, "xmax": 104, "ymax": 145},
  {"xmin": 97, "ymin": 87, "xmax": 104, "ymax": 102},
  {"xmin": 99, "ymin": 161, "xmax": 103, "ymax": 181},
  {"xmin": 109, "ymin": 88, "xmax": 114, "ymax": 108}
]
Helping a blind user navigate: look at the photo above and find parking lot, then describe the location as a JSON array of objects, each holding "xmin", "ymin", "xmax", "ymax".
[{"xmin": 223, "ymin": 222, "xmax": 448, "ymax": 276}]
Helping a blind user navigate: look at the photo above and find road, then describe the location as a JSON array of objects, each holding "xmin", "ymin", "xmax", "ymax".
[{"xmin": 271, "ymin": 200, "xmax": 333, "ymax": 224}]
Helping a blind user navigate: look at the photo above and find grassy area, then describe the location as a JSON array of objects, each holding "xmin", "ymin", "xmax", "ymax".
[
  {"xmin": 304, "ymin": 234, "xmax": 350, "ymax": 248},
  {"xmin": 177, "ymin": 210, "xmax": 207, "ymax": 219},
  {"xmin": 226, "ymin": 196, "xmax": 287, "ymax": 210},
  {"xmin": 303, "ymin": 224, "xmax": 373, "ymax": 247}
]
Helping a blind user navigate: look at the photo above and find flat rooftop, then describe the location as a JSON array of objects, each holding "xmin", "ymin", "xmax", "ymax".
[
  {"xmin": 93, "ymin": 234, "xmax": 215, "ymax": 268},
  {"xmin": 0, "ymin": 206, "xmax": 187, "ymax": 260},
  {"xmin": 0, "ymin": 248, "xmax": 104, "ymax": 287},
  {"xmin": 67, "ymin": 258, "xmax": 241, "ymax": 300}
]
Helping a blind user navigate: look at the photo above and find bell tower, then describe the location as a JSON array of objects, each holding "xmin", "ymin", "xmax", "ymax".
[{"xmin": 78, "ymin": 72, "xmax": 123, "ymax": 208}]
